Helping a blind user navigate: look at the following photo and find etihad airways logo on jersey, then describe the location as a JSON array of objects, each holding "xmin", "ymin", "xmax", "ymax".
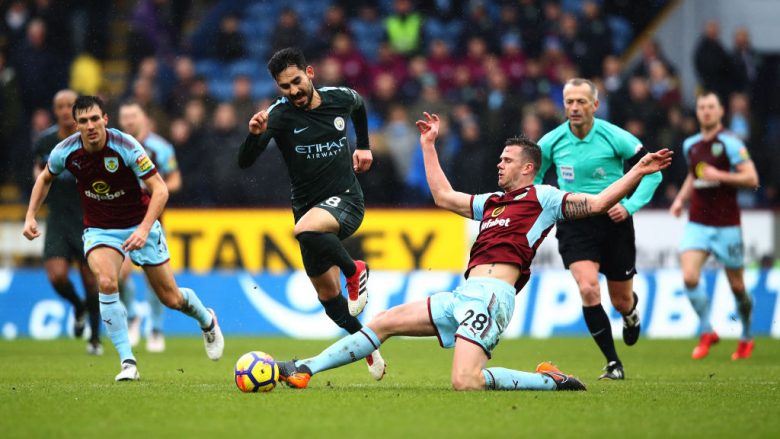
[
  {"xmin": 85, "ymin": 180, "xmax": 126, "ymax": 201},
  {"xmin": 295, "ymin": 136, "xmax": 348, "ymax": 159},
  {"xmin": 480, "ymin": 216, "xmax": 512, "ymax": 232}
]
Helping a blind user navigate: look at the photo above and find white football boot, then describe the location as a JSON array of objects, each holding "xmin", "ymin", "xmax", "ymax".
[
  {"xmin": 203, "ymin": 308, "xmax": 224, "ymax": 361},
  {"xmin": 115, "ymin": 362, "xmax": 140, "ymax": 382},
  {"xmin": 366, "ymin": 350, "xmax": 386, "ymax": 381}
]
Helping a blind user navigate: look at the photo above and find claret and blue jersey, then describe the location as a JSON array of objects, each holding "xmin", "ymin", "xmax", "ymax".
[
  {"xmin": 467, "ymin": 184, "xmax": 569, "ymax": 291},
  {"xmin": 47, "ymin": 128, "xmax": 158, "ymax": 229}
]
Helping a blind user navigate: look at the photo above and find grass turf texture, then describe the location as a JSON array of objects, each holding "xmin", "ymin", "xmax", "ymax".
[{"xmin": 1, "ymin": 337, "xmax": 778, "ymax": 438}]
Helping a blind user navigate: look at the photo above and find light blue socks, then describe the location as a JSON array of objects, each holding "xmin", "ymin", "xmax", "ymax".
[
  {"xmin": 299, "ymin": 327, "xmax": 381, "ymax": 375},
  {"xmin": 99, "ymin": 292, "xmax": 134, "ymax": 363},
  {"xmin": 482, "ymin": 368, "xmax": 556, "ymax": 390},
  {"xmin": 685, "ymin": 284, "xmax": 713, "ymax": 333},
  {"xmin": 178, "ymin": 287, "xmax": 212, "ymax": 329},
  {"xmin": 149, "ymin": 293, "xmax": 165, "ymax": 332}
]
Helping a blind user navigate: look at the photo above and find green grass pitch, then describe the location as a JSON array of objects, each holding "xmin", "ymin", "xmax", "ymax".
[{"xmin": 1, "ymin": 337, "xmax": 778, "ymax": 438}]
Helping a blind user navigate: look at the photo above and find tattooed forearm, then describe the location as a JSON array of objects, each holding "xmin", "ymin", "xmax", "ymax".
[
  {"xmin": 487, "ymin": 263, "xmax": 495, "ymax": 275},
  {"xmin": 565, "ymin": 197, "xmax": 592, "ymax": 219}
]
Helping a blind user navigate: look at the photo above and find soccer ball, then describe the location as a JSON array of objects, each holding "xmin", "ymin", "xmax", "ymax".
[{"xmin": 234, "ymin": 351, "xmax": 279, "ymax": 393}]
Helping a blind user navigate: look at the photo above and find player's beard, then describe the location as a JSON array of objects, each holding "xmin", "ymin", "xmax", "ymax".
[{"xmin": 292, "ymin": 83, "xmax": 314, "ymax": 109}]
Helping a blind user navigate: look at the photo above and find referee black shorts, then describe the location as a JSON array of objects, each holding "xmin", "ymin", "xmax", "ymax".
[{"xmin": 555, "ymin": 214, "xmax": 637, "ymax": 281}]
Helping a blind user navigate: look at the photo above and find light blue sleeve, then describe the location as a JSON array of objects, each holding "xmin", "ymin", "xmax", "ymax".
[
  {"xmin": 151, "ymin": 139, "xmax": 178, "ymax": 176},
  {"xmin": 471, "ymin": 192, "xmax": 501, "ymax": 220},
  {"xmin": 47, "ymin": 145, "xmax": 67, "ymax": 175},
  {"xmin": 535, "ymin": 185, "xmax": 567, "ymax": 222},
  {"xmin": 115, "ymin": 132, "xmax": 157, "ymax": 179},
  {"xmin": 722, "ymin": 133, "xmax": 749, "ymax": 167},
  {"xmin": 526, "ymin": 185, "xmax": 568, "ymax": 247}
]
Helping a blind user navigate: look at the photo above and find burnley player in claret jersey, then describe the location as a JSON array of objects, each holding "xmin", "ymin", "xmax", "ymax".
[
  {"xmin": 273, "ymin": 112, "xmax": 672, "ymax": 392},
  {"xmin": 23, "ymin": 96, "xmax": 224, "ymax": 382},
  {"xmin": 670, "ymin": 91, "xmax": 759, "ymax": 360}
]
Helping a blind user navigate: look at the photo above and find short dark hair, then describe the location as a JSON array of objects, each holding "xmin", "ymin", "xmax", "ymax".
[
  {"xmin": 267, "ymin": 47, "xmax": 307, "ymax": 79},
  {"xmin": 696, "ymin": 89, "xmax": 723, "ymax": 106},
  {"xmin": 118, "ymin": 98, "xmax": 146, "ymax": 114},
  {"xmin": 72, "ymin": 95, "xmax": 107, "ymax": 119},
  {"xmin": 505, "ymin": 134, "xmax": 542, "ymax": 173}
]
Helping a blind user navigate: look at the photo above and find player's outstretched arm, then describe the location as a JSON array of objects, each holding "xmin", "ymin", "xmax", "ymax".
[
  {"xmin": 416, "ymin": 112, "xmax": 472, "ymax": 218},
  {"xmin": 564, "ymin": 149, "xmax": 673, "ymax": 220},
  {"xmin": 23, "ymin": 166, "xmax": 55, "ymax": 240}
]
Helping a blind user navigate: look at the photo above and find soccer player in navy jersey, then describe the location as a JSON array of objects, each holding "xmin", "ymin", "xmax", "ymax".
[
  {"xmin": 670, "ymin": 91, "xmax": 759, "ymax": 360},
  {"xmin": 274, "ymin": 112, "xmax": 672, "ymax": 391},
  {"xmin": 239, "ymin": 47, "xmax": 384, "ymax": 380},
  {"xmin": 23, "ymin": 96, "xmax": 223, "ymax": 381}
]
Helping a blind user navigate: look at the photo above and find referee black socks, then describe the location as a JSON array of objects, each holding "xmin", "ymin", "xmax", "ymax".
[{"xmin": 583, "ymin": 304, "xmax": 620, "ymax": 364}]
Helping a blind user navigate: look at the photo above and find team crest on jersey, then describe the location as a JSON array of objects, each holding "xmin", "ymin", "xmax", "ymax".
[
  {"xmin": 334, "ymin": 117, "xmax": 345, "ymax": 131},
  {"xmin": 711, "ymin": 142, "xmax": 723, "ymax": 157},
  {"xmin": 491, "ymin": 205, "xmax": 506, "ymax": 217},
  {"xmin": 136, "ymin": 154, "xmax": 153, "ymax": 172},
  {"xmin": 104, "ymin": 157, "xmax": 119, "ymax": 173},
  {"xmin": 739, "ymin": 147, "xmax": 750, "ymax": 160}
]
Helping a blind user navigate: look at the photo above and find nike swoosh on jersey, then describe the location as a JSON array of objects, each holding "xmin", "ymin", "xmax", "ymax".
[{"xmin": 294, "ymin": 127, "xmax": 309, "ymax": 134}]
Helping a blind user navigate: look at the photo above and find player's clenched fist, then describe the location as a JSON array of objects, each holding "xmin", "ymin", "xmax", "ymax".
[
  {"xmin": 248, "ymin": 110, "xmax": 269, "ymax": 135},
  {"xmin": 23, "ymin": 217, "xmax": 40, "ymax": 240}
]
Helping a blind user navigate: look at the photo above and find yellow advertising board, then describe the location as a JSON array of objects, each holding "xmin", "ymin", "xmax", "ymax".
[{"xmin": 162, "ymin": 209, "xmax": 467, "ymax": 272}]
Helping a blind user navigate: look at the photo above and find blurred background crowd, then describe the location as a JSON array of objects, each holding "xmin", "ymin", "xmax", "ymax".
[{"xmin": 1, "ymin": 0, "xmax": 779, "ymax": 208}]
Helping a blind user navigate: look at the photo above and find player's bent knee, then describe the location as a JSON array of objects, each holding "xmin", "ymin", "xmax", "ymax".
[
  {"xmin": 97, "ymin": 275, "xmax": 118, "ymax": 294},
  {"xmin": 579, "ymin": 285, "xmax": 601, "ymax": 304}
]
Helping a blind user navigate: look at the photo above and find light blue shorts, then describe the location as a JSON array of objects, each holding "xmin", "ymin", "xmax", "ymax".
[
  {"xmin": 427, "ymin": 277, "xmax": 516, "ymax": 358},
  {"xmin": 679, "ymin": 222, "xmax": 744, "ymax": 269},
  {"xmin": 83, "ymin": 220, "xmax": 170, "ymax": 266}
]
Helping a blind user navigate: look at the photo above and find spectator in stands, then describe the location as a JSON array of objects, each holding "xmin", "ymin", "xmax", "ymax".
[
  {"xmin": 372, "ymin": 42, "xmax": 410, "ymax": 95},
  {"xmin": 615, "ymin": 76, "xmax": 662, "ymax": 147},
  {"xmin": 370, "ymin": 71, "xmax": 402, "ymax": 122},
  {"xmin": 231, "ymin": 74, "xmax": 256, "ymax": 125},
  {"xmin": 128, "ymin": 0, "xmax": 174, "ymax": 74},
  {"xmin": 461, "ymin": 0, "xmax": 499, "ymax": 52},
  {"xmin": 311, "ymin": 4, "xmax": 350, "ymax": 56},
  {"xmin": 694, "ymin": 20, "xmax": 736, "ymax": 103},
  {"xmin": 12, "ymin": 18, "xmax": 66, "ymax": 115},
  {"xmin": 214, "ymin": 14, "xmax": 246, "ymax": 62},
  {"xmin": 602, "ymin": 54, "xmax": 624, "ymax": 95},
  {"xmin": 631, "ymin": 39, "xmax": 675, "ymax": 78},
  {"xmin": 349, "ymin": 4, "xmax": 385, "ymax": 62},
  {"xmin": 518, "ymin": 58, "xmax": 552, "ymax": 103},
  {"xmin": 732, "ymin": 27, "xmax": 759, "ymax": 94},
  {"xmin": 481, "ymin": 68, "xmax": 522, "ymax": 149},
  {"xmin": 409, "ymin": 82, "xmax": 449, "ymax": 127},
  {"xmin": 520, "ymin": 111, "xmax": 543, "ymax": 142},
  {"xmin": 728, "ymin": 92, "xmax": 751, "ymax": 142},
  {"xmin": 131, "ymin": 76, "xmax": 169, "ymax": 137},
  {"xmin": 385, "ymin": 0, "xmax": 424, "ymax": 57},
  {"xmin": 499, "ymin": 34, "xmax": 527, "ymax": 88},
  {"xmin": 0, "ymin": 50, "xmax": 23, "ymax": 187},
  {"xmin": 648, "ymin": 59, "xmax": 681, "ymax": 109},
  {"xmin": 580, "ymin": 0, "xmax": 612, "ymax": 74},
  {"xmin": 167, "ymin": 56, "xmax": 196, "ymax": 114},
  {"xmin": 399, "ymin": 54, "xmax": 432, "ymax": 105},
  {"xmin": 446, "ymin": 64, "xmax": 479, "ymax": 107},
  {"xmin": 329, "ymin": 32, "xmax": 370, "ymax": 95},
  {"xmin": 317, "ymin": 56, "xmax": 345, "ymax": 87},
  {"xmin": 461, "ymin": 35, "xmax": 490, "ymax": 85},
  {"xmin": 357, "ymin": 130, "xmax": 403, "ymax": 206},
  {"xmin": 1, "ymin": 0, "xmax": 31, "ymax": 50},
  {"xmin": 207, "ymin": 103, "xmax": 254, "ymax": 205},
  {"xmin": 271, "ymin": 8, "xmax": 304, "ymax": 55},
  {"xmin": 517, "ymin": 0, "xmax": 544, "ymax": 58},
  {"xmin": 380, "ymin": 104, "xmax": 418, "ymax": 184},
  {"xmin": 427, "ymin": 39, "xmax": 457, "ymax": 94}
]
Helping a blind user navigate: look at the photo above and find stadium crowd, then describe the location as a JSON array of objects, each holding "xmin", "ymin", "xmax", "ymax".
[{"xmin": 1, "ymin": 0, "xmax": 778, "ymax": 208}]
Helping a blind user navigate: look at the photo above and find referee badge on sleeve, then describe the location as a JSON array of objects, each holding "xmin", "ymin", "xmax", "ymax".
[{"xmin": 561, "ymin": 165, "xmax": 575, "ymax": 182}]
